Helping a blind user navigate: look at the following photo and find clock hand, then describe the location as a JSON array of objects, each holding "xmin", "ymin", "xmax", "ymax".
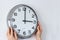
[
  {"xmin": 24, "ymin": 7, "xmax": 26, "ymax": 24},
  {"xmin": 23, "ymin": 20, "xmax": 33, "ymax": 22}
]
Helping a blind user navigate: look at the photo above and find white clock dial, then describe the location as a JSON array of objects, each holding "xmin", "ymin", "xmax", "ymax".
[{"xmin": 7, "ymin": 4, "xmax": 38, "ymax": 39}]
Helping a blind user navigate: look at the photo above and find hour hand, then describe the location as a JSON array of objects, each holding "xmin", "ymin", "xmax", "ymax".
[{"xmin": 23, "ymin": 20, "xmax": 33, "ymax": 22}]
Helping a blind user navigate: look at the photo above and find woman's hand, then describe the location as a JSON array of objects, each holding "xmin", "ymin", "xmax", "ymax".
[
  {"xmin": 36, "ymin": 21, "xmax": 42, "ymax": 40},
  {"xmin": 7, "ymin": 27, "xmax": 18, "ymax": 40}
]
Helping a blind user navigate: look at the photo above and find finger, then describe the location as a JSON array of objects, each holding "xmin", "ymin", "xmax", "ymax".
[
  {"xmin": 38, "ymin": 22, "xmax": 42, "ymax": 34},
  {"xmin": 39, "ymin": 25, "xmax": 42, "ymax": 33},
  {"xmin": 35, "ymin": 21, "xmax": 42, "ymax": 34},
  {"xmin": 9, "ymin": 27, "xmax": 11, "ymax": 34},
  {"xmin": 38, "ymin": 21, "xmax": 41, "ymax": 28},
  {"xmin": 37, "ymin": 26, "xmax": 40, "ymax": 31},
  {"xmin": 38, "ymin": 21, "xmax": 40, "ymax": 26},
  {"xmin": 38, "ymin": 21, "xmax": 42, "ymax": 31},
  {"xmin": 14, "ymin": 31, "xmax": 18, "ymax": 39},
  {"xmin": 35, "ymin": 22, "xmax": 40, "ymax": 34},
  {"xmin": 11, "ymin": 27, "xmax": 13, "ymax": 36}
]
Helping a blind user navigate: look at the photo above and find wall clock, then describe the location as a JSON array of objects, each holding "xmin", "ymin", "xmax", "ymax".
[{"xmin": 7, "ymin": 4, "xmax": 38, "ymax": 39}]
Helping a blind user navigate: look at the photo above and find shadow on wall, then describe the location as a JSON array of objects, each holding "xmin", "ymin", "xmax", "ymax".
[{"xmin": 37, "ymin": 12, "xmax": 47, "ymax": 40}]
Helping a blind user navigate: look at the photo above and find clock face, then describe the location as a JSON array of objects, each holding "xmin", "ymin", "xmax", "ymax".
[{"xmin": 7, "ymin": 4, "xmax": 38, "ymax": 38}]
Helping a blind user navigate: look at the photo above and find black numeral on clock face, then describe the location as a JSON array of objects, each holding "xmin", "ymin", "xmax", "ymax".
[
  {"xmin": 13, "ymin": 25, "xmax": 17, "ymax": 28},
  {"xmin": 28, "ymin": 30, "xmax": 31, "ymax": 34},
  {"xmin": 33, "ymin": 20, "xmax": 36, "ymax": 24},
  {"xmin": 11, "ymin": 18, "xmax": 15, "ymax": 22},
  {"xmin": 23, "ymin": 7, "xmax": 26, "ymax": 11},
  {"xmin": 23, "ymin": 31, "xmax": 26, "ymax": 35},
  {"xmin": 18, "ymin": 8, "xmax": 21, "ymax": 12},
  {"xmin": 18, "ymin": 29, "xmax": 20, "ymax": 33},
  {"xmin": 29, "ymin": 10, "xmax": 30, "ymax": 13},
  {"xmin": 14, "ymin": 13, "xmax": 17, "ymax": 16},
  {"xmin": 32, "ymin": 26, "xmax": 34, "ymax": 29},
  {"xmin": 32, "ymin": 14, "xmax": 34, "ymax": 18}
]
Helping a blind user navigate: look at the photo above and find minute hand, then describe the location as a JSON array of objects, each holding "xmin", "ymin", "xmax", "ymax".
[{"xmin": 24, "ymin": 7, "xmax": 26, "ymax": 24}]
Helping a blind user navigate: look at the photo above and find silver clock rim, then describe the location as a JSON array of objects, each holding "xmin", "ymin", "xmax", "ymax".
[{"xmin": 7, "ymin": 4, "xmax": 38, "ymax": 39}]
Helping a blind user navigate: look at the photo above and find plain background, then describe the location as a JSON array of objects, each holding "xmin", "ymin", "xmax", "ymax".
[{"xmin": 0, "ymin": 0, "xmax": 60, "ymax": 40}]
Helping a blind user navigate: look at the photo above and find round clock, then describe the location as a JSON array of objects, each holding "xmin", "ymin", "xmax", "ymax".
[{"xmin": 7, "ymin": 4, "xmax": 38, "ymax": 39}]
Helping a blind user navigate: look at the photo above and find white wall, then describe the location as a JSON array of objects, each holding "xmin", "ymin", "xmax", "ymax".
[{"xmin": 0, "ymin": 0, "xmax": 60, "ymax": 40}]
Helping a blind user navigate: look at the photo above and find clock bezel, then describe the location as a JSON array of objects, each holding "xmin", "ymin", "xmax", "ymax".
[{"xmin": 7, "ymin": 4, "xmax": 38, "ymax": 39}]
